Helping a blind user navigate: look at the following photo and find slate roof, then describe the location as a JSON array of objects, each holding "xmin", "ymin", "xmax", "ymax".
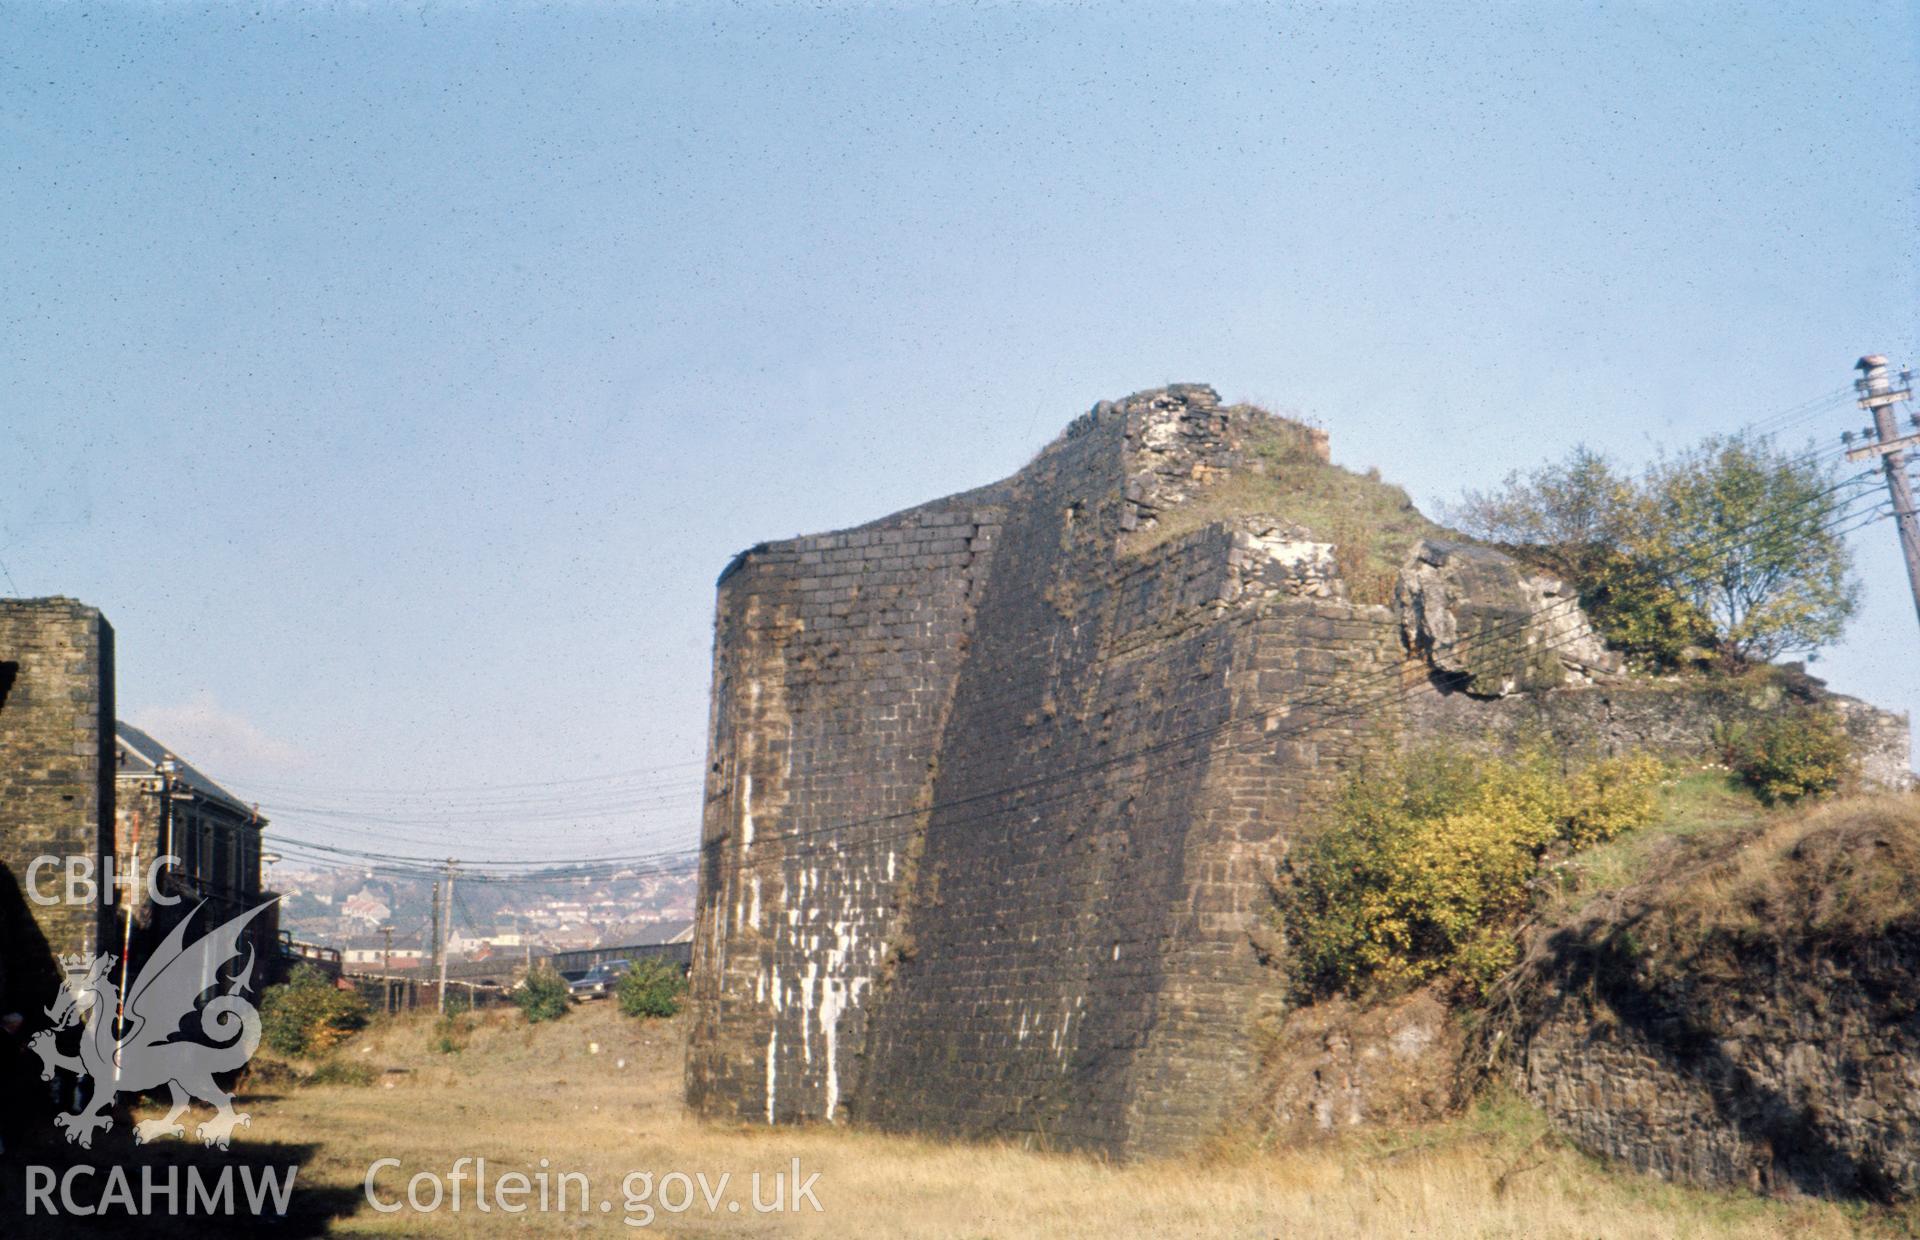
[{"xmin": 115, "ymin": 721, "xmax": 256, "ymax": 818}]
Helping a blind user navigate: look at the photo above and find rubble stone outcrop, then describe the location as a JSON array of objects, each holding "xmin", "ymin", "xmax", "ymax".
[{"xmin": 1395, "ymin": 538, "xmax": 1620, "ymax": 696}]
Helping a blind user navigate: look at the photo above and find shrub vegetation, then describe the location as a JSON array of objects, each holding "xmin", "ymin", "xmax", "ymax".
[
  {"xmin": 1719, "ymin": 707, "xmax": 1855, "ymax": 805},
  {"xmin": 432, "ymin": 1011, "xmax": 476, "ymax": 1055},
  {"xmin": 260, "ymin": 964, "xmax": 371, "ymax": 1056},
  {"xmin": 616, "ymin": 959, "xmax": 689, "ymax": 1019},
  {"xmin": 1286, "ymin": 745, "xmax": 1665, "ymax": 1000},
  {"xmin": 515, "ymin": 963, "xmax": 571, "ymax": 1023}
]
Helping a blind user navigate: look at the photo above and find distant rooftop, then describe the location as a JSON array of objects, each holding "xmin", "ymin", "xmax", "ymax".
[{"xmin": 115, "ymin": 721, "xmax": 256, "ymax": 819}]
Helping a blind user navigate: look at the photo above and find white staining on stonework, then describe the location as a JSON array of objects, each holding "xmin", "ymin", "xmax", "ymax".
[
  {"xmin": 819, "ymin": 977, "xmax": 846, "ymax": 1122},
  {"xmin": 1247, "ymin": 530, "xmax": 1336, "ymax": 573},
  {"xmin": 799, "ymin": 961, "xmax": 817, "ymax": 1064},
  {"xmin": 757, "ymin": 855, "xmax": 893, "ymax": 1126},
  {"xmin": 1139, "ymin": 402, "xmax": 1182, "ymax": 451},
  {"xmin": 766, "ymin": 1028, "xmax": 778, "ymax": 1124},
  {"xmin": 740, "ymin": 772, "xmax": 755, "ymax": 847},
  {"xmin": 815, "ymin": 917, "xmax": 865, "ymax": 1123},
  {"xmin": 1048, "ymin": 996, "xmax": 1087, "ymax": 1063}
]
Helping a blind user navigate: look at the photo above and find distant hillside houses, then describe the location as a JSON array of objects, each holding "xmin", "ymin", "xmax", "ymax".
[{"xmin": 341, "ymin": 891, "xmax": 392, "ymax": 926}]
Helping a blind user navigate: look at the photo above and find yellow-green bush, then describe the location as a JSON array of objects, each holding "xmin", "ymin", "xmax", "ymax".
[
  {"xmin": 1719, "ymin": 708, "xmax": 1854, "ymax": 805},
  {"xmin": 1285, "ymin": 746, "xmax": 1664, "ymax": 1001}
]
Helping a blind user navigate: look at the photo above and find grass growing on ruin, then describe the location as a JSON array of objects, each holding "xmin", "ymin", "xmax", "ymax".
[
  {"xmin": 40, "ymin": 998, "xmax": 1907, "ymax": 1238},
  {"xmin": 1125, "ymin": 406, "xmax": 1453, "ymax": 603},
  {"xmin": 1622, "ymin": 791, "xmax": 1920, "ymax": 948},
  {"xmin": 1543, "ymin": 772, "xmax": 1920, "ymax": 953},
  {"xmin": 1543, "ymin": 767, "xmax": 1767, "ymax": 914}
]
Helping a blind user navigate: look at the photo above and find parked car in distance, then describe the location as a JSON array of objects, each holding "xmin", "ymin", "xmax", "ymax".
[{"xmin": 566, "ymin": 959, "xmax": 633, "ymax": 1001}]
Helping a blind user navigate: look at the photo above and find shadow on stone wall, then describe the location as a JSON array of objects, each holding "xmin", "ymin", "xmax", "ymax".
[{"xmin": 1523, "ymin": 914, "xmax": 1907, "ymax": 1202}]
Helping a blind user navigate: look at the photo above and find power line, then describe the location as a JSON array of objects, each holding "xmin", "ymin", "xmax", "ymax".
[
  {"xmin": 227, "ymin": 756, "xmax": 705, "ymax": 796},
  {"xmin": 258, "ymin": 393, "xmax": 1885, "ymax": 882},
  {"xmin": 272, "ymin": 464, "xmax": 1884, "ymax": 883},
  {"xmin": 290, "ymin": 479, "xmax": 1886, "ymax": 884},
  {"xmin": 696, "ymin": 475, "xmax": 1887, "ymax": 878}
]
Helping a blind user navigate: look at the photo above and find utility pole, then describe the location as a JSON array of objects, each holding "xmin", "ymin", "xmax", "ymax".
[
  {"xmin": 1847, "ymin": 355, "xmax": 1920, "ymax": 630},
  {"xmin": 430, "ymin": 878, "xmax": 442, "ymax": 981},
  {"xmin": 437, "ymin": 858, "xmax": 456, "ymax": 1014},
  {"xmin": 381, "ymin": 922, "xmax": 394, "ymax": 1015}
]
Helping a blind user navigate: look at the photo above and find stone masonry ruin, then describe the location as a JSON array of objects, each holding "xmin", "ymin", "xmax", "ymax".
[{"xmin": 686, "ymin": 385, "xmax": 1913, "ymax": 1160}]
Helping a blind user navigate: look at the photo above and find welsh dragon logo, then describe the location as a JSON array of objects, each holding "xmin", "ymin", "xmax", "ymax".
[{"xmin": 29, "ymin": 901, "xmax": 274, "ymax": 1150}]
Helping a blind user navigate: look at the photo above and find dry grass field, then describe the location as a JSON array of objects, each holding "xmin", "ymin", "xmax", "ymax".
[{"xmin": 16, "ymin": 999, "xmax": 1895, "ymax": 1238}]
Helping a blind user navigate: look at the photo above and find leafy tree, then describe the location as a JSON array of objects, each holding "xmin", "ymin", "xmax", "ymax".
[
  {"xmin": 1572, "ymin": 548, "xmax": 1716, "ymax": 671},
  {"xmin": 1452, "ymin": 434, "xmax": 1859, "ymax": 668},
  {"xmin": 1452, "ymin": 445, "xmax": 1638, "ymax": 581},
  {"xmin": 260, "ymin": 964, "xmax": 370, "ymax": 1056},
  {"xmin": 1452, "ymin": 448, "xmax": 1711, "ymax": 668},
  {"xmin": 615, "ymin": 959, "xmax": 688, "ymax": 1019},
  {"xmin": 1643, "ymin": 434, "xmax": 1859, "ymax": 664}
]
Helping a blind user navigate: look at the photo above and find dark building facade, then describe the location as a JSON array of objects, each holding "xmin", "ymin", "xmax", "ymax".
[
  {"xmin": 0, "ymin": 598, "xmax": 116, "ymax": 1020},
  {"xmin": 114, "ymin": 722, "xmax": 279, "ymax": 985}
]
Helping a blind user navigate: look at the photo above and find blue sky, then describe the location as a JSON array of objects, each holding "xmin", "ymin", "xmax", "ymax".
[{"xmin": 4, "ymin": 1, "xmax": 1915, "ymax": 866}]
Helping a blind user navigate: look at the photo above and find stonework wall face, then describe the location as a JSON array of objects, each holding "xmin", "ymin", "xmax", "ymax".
[
  {"xmin": 1521, "ymin": 933, "xmax": 1920, "ymax": 1198},
  {"xmin": 1406, "ymin": 678, "xmax": 1912, "ymax": 790},
  {"xmin": 857, "ymin": 413, "xmax": 1232, "ymax": 1151},
  {"xmin": 1129, "ymin": 601, "xmax": 1406, "ymax": 1149},
  {"xmin": 686, "ymin": 501, "xmax": 1002, "ymax": 1125},
  {"xmin": 690, "ymin": 388, "xmax": 1420, "ymax": 1155},
  {"xmin": 0, "ymin": 599, "xmax": 114, "ymax": 1005}
]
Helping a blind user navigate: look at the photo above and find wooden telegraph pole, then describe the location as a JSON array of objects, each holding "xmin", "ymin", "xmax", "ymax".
[
  {"xmin": 381, "ymin": 922, "xmax": 394, "ymax": 1015},
  {"xmin": 437, "ymin": 859, "xmax": 456, "ymax": 1014},
  {"xmin": 1847, "ymin": 355, "xmax": 1920, "ymax": 631}
]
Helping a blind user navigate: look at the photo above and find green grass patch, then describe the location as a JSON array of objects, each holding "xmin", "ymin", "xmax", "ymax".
[{"xmin": 1544, "ymin": 770, "xmax": 1764, "ymax": 913}]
